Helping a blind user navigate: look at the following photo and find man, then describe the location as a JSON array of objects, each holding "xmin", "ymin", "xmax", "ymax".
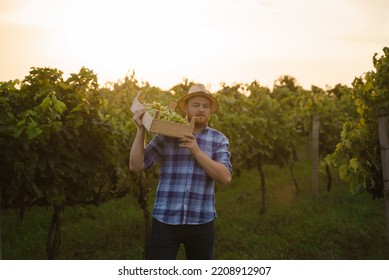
[{"xmin": 129, "ymin": 84, "xmax": 232, "ymax": 260}]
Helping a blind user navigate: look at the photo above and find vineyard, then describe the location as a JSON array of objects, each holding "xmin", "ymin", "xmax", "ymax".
[{"xmin": 1, "ymin": 47, "xmax": 389, "ymax": 259}]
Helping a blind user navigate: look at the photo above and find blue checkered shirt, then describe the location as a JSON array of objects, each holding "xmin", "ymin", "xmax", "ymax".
[{"xmin": 144, "ymin": 127, "xmax": 232, "ymax": 225}]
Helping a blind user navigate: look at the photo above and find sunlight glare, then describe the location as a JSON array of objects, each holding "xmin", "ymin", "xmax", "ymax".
[{"xmin": 52, "ymin": 0, "xmax": 211, "ymax": 86}]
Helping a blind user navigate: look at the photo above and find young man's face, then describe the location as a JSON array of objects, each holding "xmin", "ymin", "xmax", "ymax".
[{"xmin": 184, "ymin": 96, "xmax": 212, "ymax": 127}]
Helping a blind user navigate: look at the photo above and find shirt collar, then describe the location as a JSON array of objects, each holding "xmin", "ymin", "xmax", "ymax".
[{"xmin": 194, "ymin": 124, "xmax": 209, "ymax": 136}]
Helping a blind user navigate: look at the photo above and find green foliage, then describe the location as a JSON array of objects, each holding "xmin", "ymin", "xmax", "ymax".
[
  {"xmin": 0, "ymin": 67, "xmax": 127, "ymax": 210},
  {"xmin": 325, "ymin": 47, "xmax": 389, "ymax": 197},
  {"xmin": 213, "ymin": 82, "xmax": 295, "ymax": 172}
]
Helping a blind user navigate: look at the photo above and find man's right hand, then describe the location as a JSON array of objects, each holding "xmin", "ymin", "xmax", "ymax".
[{"xmin": 132, "ymin": 108, "xmax": 146, "ymax": 129}]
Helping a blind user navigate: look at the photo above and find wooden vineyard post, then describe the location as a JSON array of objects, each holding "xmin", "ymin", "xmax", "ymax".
[
  {"xmin": 377, "ymin": 107, "xmax": 389, "ymax": 241},
  {"xmin": 311, "ymin": 115, "xmax": 320, "ymax": 196}
]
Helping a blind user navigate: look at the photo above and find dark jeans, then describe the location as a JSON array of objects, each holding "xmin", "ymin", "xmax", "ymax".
[{"xmin": 149, "ymin": 218, "xmax": 215, "ymax": 260}]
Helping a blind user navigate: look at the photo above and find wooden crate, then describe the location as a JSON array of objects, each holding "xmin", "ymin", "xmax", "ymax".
[{"xmin": 130, "ymin": 92, "xmax": 195, "ymax": 138}]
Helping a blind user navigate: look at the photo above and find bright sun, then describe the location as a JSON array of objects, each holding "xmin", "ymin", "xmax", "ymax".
[{"xmin": 51, "ymin": 0, "xmax": 209, "ymax": 86}]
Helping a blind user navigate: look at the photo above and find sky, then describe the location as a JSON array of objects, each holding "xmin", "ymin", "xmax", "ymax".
[{"xmin": 0, "ymin": 0, "xmax": 388, "ymax": 91}]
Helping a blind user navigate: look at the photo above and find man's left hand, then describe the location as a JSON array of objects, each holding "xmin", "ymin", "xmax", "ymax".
[{"xmin": 178, "ymin": 134, "xmax": 200, "ymax": 154}]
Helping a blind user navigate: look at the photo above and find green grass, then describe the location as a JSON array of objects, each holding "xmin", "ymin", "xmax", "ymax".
[{"xmin": 2, "ymin": 158, "xmax": 389, "ymax": 259}]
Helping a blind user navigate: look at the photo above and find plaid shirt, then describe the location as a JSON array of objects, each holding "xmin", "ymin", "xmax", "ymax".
[{"xmin": 144, "ymin": 127, "xmax": 232, "ymax": 225}]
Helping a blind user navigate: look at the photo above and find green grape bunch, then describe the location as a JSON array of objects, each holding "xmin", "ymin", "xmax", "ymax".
[{"xmin": 143, "ymin": 101, "xmax": 188, "ymax": 124}]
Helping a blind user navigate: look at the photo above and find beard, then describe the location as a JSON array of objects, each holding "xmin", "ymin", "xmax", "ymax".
[{"xmin": 187, "ymin": 114, "xmax": 209, "ymax": 128}]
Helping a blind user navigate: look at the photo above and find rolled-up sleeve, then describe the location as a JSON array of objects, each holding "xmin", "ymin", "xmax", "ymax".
[
  {"xmin": 144, "ymin": 135, "xmax": 164, "ymax": 170},
  {"xmin": 214, "ymin": 135, "xmax": 233, "ymax": 175}
]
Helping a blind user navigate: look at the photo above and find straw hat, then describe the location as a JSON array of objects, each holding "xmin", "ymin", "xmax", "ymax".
[{"xmin": 177, "ymin": 84, "xmax": 219, "ymax": 113}]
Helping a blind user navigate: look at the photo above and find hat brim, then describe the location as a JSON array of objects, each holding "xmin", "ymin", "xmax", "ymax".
[{"xmin": 177, "ymin": 91, "xmax": 219, "ymax": 113}]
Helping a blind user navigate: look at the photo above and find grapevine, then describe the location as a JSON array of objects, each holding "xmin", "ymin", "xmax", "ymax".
[
  {"xmin": 325, "ymin": 47, "xmax": 389, "ymax": 198},
  {"xmin": 143, "ymin": 101, "xmax": 187, "ymax": 124}
]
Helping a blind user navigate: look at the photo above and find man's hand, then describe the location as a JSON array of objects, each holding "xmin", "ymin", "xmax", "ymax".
[
  {"xmin": 178, "ymin": 133, "xmax": 200, "ymax": 155},
  {"xmin": 129, "ymin": 108, "xmax": 147, "ymax": 172},
  {"xmin": 132, "ymin": 108, "xmax": 146, "ymax": 129},
  {"xmin": 179, "ymin": 133, "xmax": 232, "ymax": 186}
]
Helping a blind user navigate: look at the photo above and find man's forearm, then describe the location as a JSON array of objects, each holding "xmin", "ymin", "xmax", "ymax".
[
  {"xmin": 129, "ymin": 128, "xmax": 146, "ymax": 172},
  {"xmin": 192, "ymin": 149, "xmax": 232, "ymax": 186}
]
